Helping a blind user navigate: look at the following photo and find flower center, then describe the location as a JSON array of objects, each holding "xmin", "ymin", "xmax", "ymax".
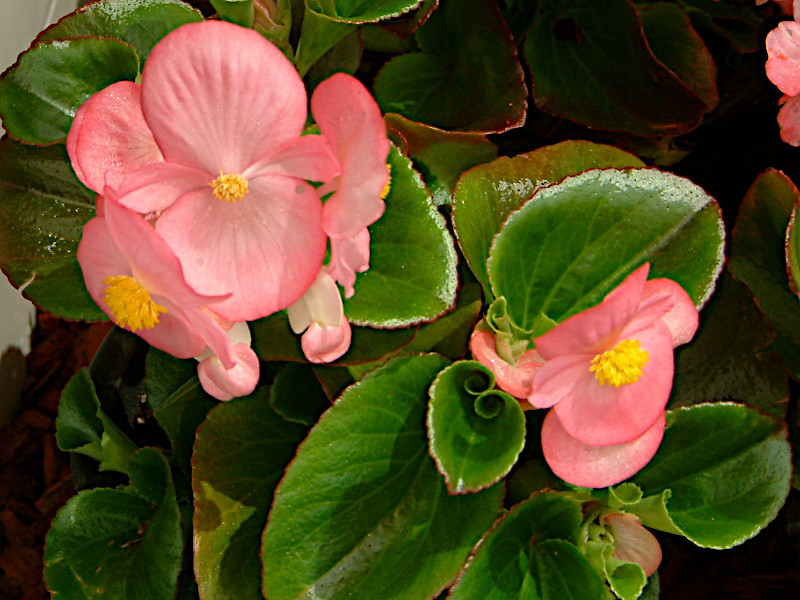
[
  {"xmin": 589, "ymin": 339, "xmax": 649, "ymax": 387},
  {"xmin": 210, "ymin": 172, "xmax": 249, "ymax": 202},
  {"xmin": 103, "ymin": 275, "xmax": 168, "ymax": 332},
  {"xmin": 381, "ymin": 164, "xmax": 392, "ymax": 200}
]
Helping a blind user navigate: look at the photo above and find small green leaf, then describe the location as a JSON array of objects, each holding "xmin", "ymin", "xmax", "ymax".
[
  {"xmin": 632, "ymin": 403, "xmax": 792, "ymax": 548},
  {"xmin": 262, "ymin": 354, "xmax": 504, "ymax": 600},
  {"xmin": 532, "ymin": 539, "xmax": 608, "ymax": 600},
  {"xmin": 193, "ymin": 388, "xmax": 309, "ymax": 600},
  {"xmin": 343, "ymin": 145, "xmax": 458, "ymax": 327},
  {"xmin": 787, "ymin": 198, "xmax": 800, "ymax": 296},
  {"xmin": 210, "ymin": 0, "xmax": 254, "ymax": 27},
  {"xmin": 427, "ymin": 360, "xmax": 525, "ymax": 493},
  {"xmin": 306, "ymin": 0, "xmax": 425, "ymax": 23},
  {"xmin": 374, "ymin": 0, "xmax": 527, "ymax": 133},
  {"xmin": 37, "ymin": 0, "xmax": 203, "ymax": 59},
  {"xmin": 488, "ymin": 168, "xmax": 724, "ymax": 330},
  {"xmin": 44, "ymin": 448, "xmax": 182, "ymax": 600},
  {"xmin": 0, "ymin": 137, "xmax": 105, "ymax": 320},
  {"xmin": 0, "ymin": 38, "xmax": 139, "ymax": 144},
  {"xmin": 452, "ymin": 140, "xmax": 644, "ymax": 295},
  {"xmin": 294, "ymin": 7, "xmax": 356, "ymax": 76},
  {"xmin": 269, "ymin": 362, "xmax": 331, "ymax": 426}
]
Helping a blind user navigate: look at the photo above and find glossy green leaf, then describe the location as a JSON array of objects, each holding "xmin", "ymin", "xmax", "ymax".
[
  {"xmin": 44, "ymin": 448, "xmax": 182, "ymax": 600},
  {"xmin": 374, "ymin": 0, "xmax": 527, "ymax": 133},
  {"xmin": 671, "ymin": 272, "xmax": 788, "ymax": 419},
  {"xmin": 262, "ymin": 354, "xmax": 504, "ymax": 600},
  {"xmin": 427, "ymin": 360, "xmax": 525, "ymax": 493},
  {"xmin": 638, "ymin": 2, "xmax": 718, "ymax": 113},
  {"xmin": 193, "ymin": 388, "xmax": 309, "ymax": 600},
  {"xmin": 531, "ymin": 539, "xmax": 607, "ymax": 600},
  {"xmin": 787, "ymin": 198, "xmax": 800, "ymax": 296},
  {"xmin": 631, "ymin": 403, "xmax": 792, "ymax": 548},
  {"xmin": 453, "ymin": 140, "xmax": 645, "ymax": 294},
  {"xmin": 294, "ymin": 7, "xmax": 356, "ymax": 76},
  {"xmin": 0, "ymin": 137, "xmax": 105, "ymax": 320},
  {"xmin": 728, "ymin": 168, "xmax": 800, "ymax": 378},
  {"xmin": 489, "ymin": 168, "xmax": 724, "ymax": 330},
  {"xmin": 343, "ymin": 145, "xmax": 458, "ymax": 327},
  {"xmin": 523, "ymin": 0, "xmax": 706, "ymax": 135},
  {"xmin": 269, "ymin": 362, "xmax": 331, "ymax": 426},
  {"xmin": 304, "ymin": 27, "xmax": 362, "ymax": 89},
  {"xmin": 0, "ymin": 38, "xmax": 138, "ymax": 144},
  {"xmin": 210, "ymin": 0, "xmax": 254, "ymax": 27},
  {"xmin": 37, "ymin": 0, "xmax": 203, "ymax": 59},
  {"xmin": 376, "ymin": 0, "xmax": 438, "ymax": 38},
  {"xmin": 306, "ymin": 0, "xmax": 424, "ymax": 23},
  {"xmin": 55, "ymin": 368, "xmax": 138, "ymax": 474},
  {"xmin": 386, "ymin": 113, "xmax": 497, "ymax": 206},
  {"xmin": 448, "ymin": 491, "xmax": 594, "ymax": 600}
]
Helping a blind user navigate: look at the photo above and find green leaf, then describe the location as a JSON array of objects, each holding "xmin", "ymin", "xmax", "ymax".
[
  {"xmin": 532, "ymin": 539, "xmax": 608, "ymax": 600},
  {"xmin": 452, "ymin": 140, "xmax": 645, "ymax": 294},
  {"xmin": 343, "ymin": 145, "xmax": 458, "ymax": 327},
  {"xmin": 427, "ymin": 360, "xmax": 525, "ymax": 493},
  {"xmin": 294, "ymin": 7, "xmax": 356, "ymax": 76},
  {"xmin": 306, "ymin": 0, "xmax": 425, "ymax": 23},
  {"xmin": 269, "ymin": 362, "xmax": 331, "ymax": 426},
  {"xmin": 262, "ymin": 354, "xmax": 504, "ymax": 600},
  {"xmin": 488, "ymin": 168, "xmax": 724, "ymax": 331},
  {"xmin": 55, "ymin": 368, "xmax": 138, "ymax": 474},
  {"xmin": 631, "ymin": 403, "xmax": 792, "ymax": 548},
  {"xmin": 210, "ymin": 0, "xmax": 255, "ymax": 27},
  {"xmin": 671, "ymin": 271, "xmax": 789, "ymax": 419},
  {"xmin": 374, "ymin": 0, "xmax": 527, "ymax": 133},
  {"xmin": 677, "ymin": 0, "xmax": 764, "ymax": 54},
  {"xmin": 787, "ymin": 198, "xmax": 800, "ymax": 296},
  {"xmin": 0, "ymin": 137, "xmax": 105, "ymax": 320},
  {"xmin": 728, "ymin": 168, "xmax": 800, "ymax": 378},
  {"xmin": 523, "ymin": 0, "xmax": 706, "ymax": 135},
  {"xmin": 193, "ymin": 388, "xmax": 309, "ymax": 600},
  {"xmin": 448, "ymin": 491, "xmax": 591, "ymax": 600},
  {"xmin": 0, "ymin": 37, "xmax": 139, "ymax": 145},
  {"xmin": 37, "ymin": 0, "xmax": 203, "ymax": 59},
  {"xmin": 386, "ymin": 113, "xmax": 497, "ymax": 206},
  {"xmin": 44, "ymin": 448, "xmax": 183, "ymax": 600}
]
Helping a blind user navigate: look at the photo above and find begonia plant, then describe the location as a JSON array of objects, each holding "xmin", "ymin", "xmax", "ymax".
[{"xmin": 0, "ymin": 0, "xmax": 798, "ymax": 599}]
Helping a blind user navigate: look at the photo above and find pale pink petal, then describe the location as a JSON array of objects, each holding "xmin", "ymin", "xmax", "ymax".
[
  {"xmin": 541, "ymin": 411, "xmax": 665, "ymax": 488},
  {"xmin": 156, "ymin": 178, "xmax": 326, "ymax": 321},
  {"xmin": 778, "ymin": 94, "xmax": 800, "ymax": 146},
  {"xmin": 529, "ymin": 353, "xmax": 591, "ymax": 409},
  {"xmin": 67, "ymin": 81, "xmax": 163, "ymax": 193},
  {"xmin": 601, "ymin": 513, "xmax": 663, "ymax": 577},
  {"xmin": 470, "ymin": 330, "xmax": 544, "ymax": 400},
  {"xmin": 301, "ymin": 313, "xmax": 352, "ymax": 363},
  {"xmin": 312, "ymin": 73, "xmax": 390, "ymax": 239},
  {"xmin": 767, "ymin": 21, "xmax": 800, "ymax": 97},
  {"xmin": 197, "ymin": 343, "xmax": 260, "ymax": 401},
  {"xmin": 288, "ymin": 269, "xmax": 344, "ymax": 333},
  {"xmin": 113, "ymin": 162, "xmax": 211, "ymax": 214},
  {"xmin": 553, "ymin": 322, "xmax": 674, "ymax": 446},
  {"xmin": 535, "ymin": 264, "xmax": 650, "ymax": 358},
  {"xmin": 246, "ymin": 135, "xmax": 340, "ymax": 184},
  {"xmin": 328, "ymin": 229, "xmax": 371, "ymax": 298},
  {"xmin": 184, "ymin": 308, "xmax": 240, "ymax": 370},
  {"xmin": 641, "ymin": 278, "xmax": 698, "ymax": 347},
  {"xmin": 141, "ymin": 20, "xmax": 307, "ymax": 174}
]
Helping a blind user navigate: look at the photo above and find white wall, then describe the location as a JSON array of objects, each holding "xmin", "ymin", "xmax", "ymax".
[{"xmin": 0, "ymin": 0, "xmax": 77, "ymax": 425}]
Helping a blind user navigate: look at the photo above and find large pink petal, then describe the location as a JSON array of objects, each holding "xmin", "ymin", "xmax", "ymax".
[
  {"xmin": 67, "ymin": 81, "xmax": 163, "ymax": 193},
  {"xmin": 141, "ymin": 20, "xmax": 307, "ymax": 173},
  {"xmin": 553, "ymin": 322, "xmax": 675, "ymax": 446},
  {"xmin": 529, "ymin": 353, "xmax": 591, "ymax": 409},
  {"xmin": 542, "ymin": 410, "xmax": 665, "ymax": 488},
  {"xmin": 778, "ymin": 93, "xmax": 800, "ymax": 147},
  {"xmin": 535, "ymin": 264, "xmax": 650, "ymax": 358},
  {"xmin": 301, "ymin": 313, "xmax": 352, "ymax": 364},
  {"xmin": 767, "ymin": 21, "xmax": 800, "ymax": 97},
  {"xmin": 197, "ymin": 343, "xmax": 260, "ymax": 401},
  {"xmin": 470, "ymin": 330, "xmax": 544, "ymax": 400},
  {"xmin": 156, "ymin": 177, "xmax": 326, "ymax": 321},
  {"xmin": 601, "ymin": 513, "xmax": 662, "ymax": 577},
  {"xmin": 312, "ymin": 73, "xmax": 390, "ymax": 239},
  {"xmin": 247, "ymin": 135, "xmax": 339, "ymax": 184},
  {"xmin": 640, "ymin": 278, "xmax": 698, "ymax": 347},
  {"xmin": 114, "ymin": 162, "xmax": 210, "ymax": 214}
]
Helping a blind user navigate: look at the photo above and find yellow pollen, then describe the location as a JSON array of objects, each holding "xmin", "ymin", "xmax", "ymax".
[
  {"xmin": 589, "ymin": 339, "xmax": 649, "ymax": 387},
  {"xmin": 103, "ymin": 275, "xmax": 167, "ymax": 332},
  {"xmin": 381, "ymin": 164, "xmax": 392, "ymax": 200},
  {"xmin": 210, "ymin": 172, "xmax": 249, "ymax": 202}
]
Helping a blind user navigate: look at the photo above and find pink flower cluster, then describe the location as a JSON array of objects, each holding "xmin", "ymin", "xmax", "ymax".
[
  {"xmin": 766, "ymin": 1, "xmax": 800, "ymax": 145},
  {"xmin": 470, "ymin": 264, "xmax": 698, "ymax": 488},
  {"xmin": 70, "ymin": 21, "xmax": 389, "ymax": 399}
]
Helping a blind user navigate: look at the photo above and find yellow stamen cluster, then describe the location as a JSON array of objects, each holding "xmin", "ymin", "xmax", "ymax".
[
  {"xmin": 210, "ymin": 172, "xmax": 249, "ymax": 202},
  {"xmin": 381, "ymin": 164, "xmax": 392, "ymax": 200},
  {"xmin": 103, "ymin": 275, "xmax": 168, "ymax": 332},
  {"xmin": 589, "ymin": 339, "xmax": 649, "ymax": 387}
]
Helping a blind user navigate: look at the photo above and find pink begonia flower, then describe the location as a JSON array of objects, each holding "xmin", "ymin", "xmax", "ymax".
[
  {"xmin": 77, "ymin": 192, "xmax": 258, "ymax": 401},
  {"xmin": 601, "ymin": 513, "xmax": 662, "ymax": 578},
  {"xmin": 311, "ymin": 73, "xmax": 390, "ymax": 296},
  {"xmin": 469, "ymin": 329, "xmax": 544, "ymax": 402},
  {"xmin": 766, "ymin": 7, "xmax": 800, "ymax": 144},
  {"xmin": 287, "ymin": 268, "xmax": 352, "ymax": 363},
  {"xmin": 68, "ymin": 20, "xmax": 340, "ymax": 322},
  {"xmin": 532, "ymin": 263, "xmax": 698, "ymax": 446}
]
